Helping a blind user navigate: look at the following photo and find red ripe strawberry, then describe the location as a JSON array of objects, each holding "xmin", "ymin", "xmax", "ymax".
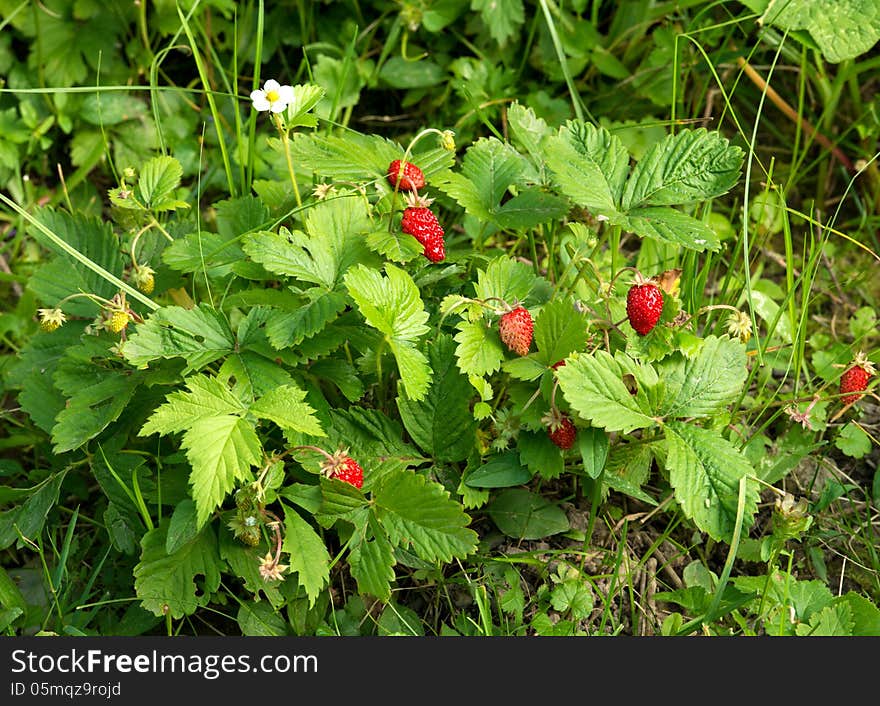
[
  {"xmin": 839, "ymin": 352, "xmax": 875, "ymax": 406},
  {"xmin": 387, "ymin": 159, "xmax": 425, "ymax": 192},
  {"xmin": 320, "ymin": 450, "xmax": 365, "ymax": 489},
  {"xmin": 401, "ymin": 193, "xmax": 445, "ymax": 263},
  {"xmin": 543, "ymin": 410, "xmax": 577, "ymax": 450},
  {"xmin": 626, "ymin": 278, "xmax": 664, "ymax": 336},
  {"xmin": 551, "ymin": 359, "xmax": 566, "ymax": 371},
  {"xmin": 499, "ymin": 305, "xmax": 533, "ymax": 356}
]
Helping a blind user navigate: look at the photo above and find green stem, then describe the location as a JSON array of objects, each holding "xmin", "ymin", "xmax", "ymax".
[{"xmin": 275, "ymin": 115, "xmax": 302, "ymax": 208}]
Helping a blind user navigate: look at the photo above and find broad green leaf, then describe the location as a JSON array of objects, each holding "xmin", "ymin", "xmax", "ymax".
[
  {"xmin": 507, "ymin": 102, "xmax": 553, "ymax": 165},
  {"xmin": 134, "ymin": 521, "xmax": 221, "ymax": 619},
  {"xmin": 0, "ymin": 470, "xmax": 68, "ymax": 550},
  {"xmin": 51, "ymin": 362, "xmax": 141, "ymax": 453},
  {"xmin": 622, "ymin": 128, "xmax": 743, "ymax": 210},
  {"xmin": 218, "ymin": 352, "xmax": 294, "ymax": 403},
  {"xmin": 141, "ymin": 374, "xmax": 247, "ymax": 437},
  {"xmin": 183, "ymin": 416, "xmax": 262, "ymax": 527},
  {"xmin": 603, "ymin": 470, "xmax": 659, "ymax": 506},
  {"xmin": 122, "ymin": 304, "xmax": 235, "ymax": 372},
  {"xmin": 137, "ymin": 155, "xmax": 188, "ymax": 211},
  {"xmin": 237, "ymin": 601, "xmax": 288, "ymax": 636},
  {"xmin": 315, "ymin": 477, "xmax": 370, "ymax": 528},
  {"xmin": 486, "ymin": 489, "xmax": 570, "ymax": 539},
  {"xmin": 472, "ymin": 0, "xmax": 524, "ymax": 46},
  {"xmin": 795, "ymin": 603, "xmax": 854, "ymax": 636},
  {"xmin": 501, "ymin": 356, "xmax": 547, "ymax": 381},
  {"xmin": 518, "ymin": 431, "xmax": 566, "ymax": 479},
  {"xmin": 282, "ymin": 505, "xmax": 331, "ymax": 607},
  {"xmin": 533, "ymin": 297, "xmax": 589, "ymax": 366},
  {"xmin": 665, "ymin": 422, "xmax": 760, "ymax": 543},
  {"xmin": 374, "ymin": 469, "xmax": 478, "ymax": 563},
  {"xmin": 454, "ymin": 319, "xmax": 505, "ymax": 378},
  {"xmin": 578, "ymin": 427, "xmax": 609, "ymax": 479},
  {"xmin": 379, "ymin": 56, "xmax": 446, "ymax": 89},
  {"xmin": 397, "ymin": 334, "xmax": 477, "ymax": 462},
  {"xmin": 251, "ymin": 384, "xmax": 325, "ymax": 437},
  {"xmin": 544, "ymin": 120, "xmax": 629, "ymax": 215},
  {"xmin": 348, "ymin": 517, "xmax": 396, "ymax": 601},
  {"xmin": 839, "ymin": 592, "xmax": 880, "ymax": 636},
  {"xmin": 658, "ymin": 336, "xmax": 748, "ymax": 419},
  {"xmin": 166, "ymin": 499, "xmax": 199, "ymax": 554},
  {"xmin": 620, "ymin": 207, "xmax": 721, "ymax": 252},
  {"xmin": 344, "ymin": 263, "xmax": 431, "ymax": 401},
  {"xmin": 494, "ymin": 189, "xmax": 570, "ymax": 231},
  {"xmin": 556, "ymin": 350, "xmax": 658, "ymax": 433},
  {"xmin": 308, "ymin": 359, "xmax": 365, "ymax": 402},
  {"xmin": 366, "ymin": 227, "xmax": 424, "ymax": 263},
  {"xmin": 835, "ymin": 423, "xmax": 871, "ymax": 459},
  {"xmin": 473, "ymin": 256, "xmax": 536, "ymax": 310},
  {"xmin": 759, "ymin": 0, "xmax": 880, "ymax": 63},
  {"xmin": 465, "ymin": 451, "xmax": 532, "ymax": 488},
  {"xmin": 265, "ymin": 289, "xmax": 348, "ymax": 350}
]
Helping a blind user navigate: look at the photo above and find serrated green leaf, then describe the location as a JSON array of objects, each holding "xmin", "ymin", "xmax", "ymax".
[
  {"xmin": 0, "ymin": 470, "xmax": 68, "ymax": 550},
  {"xmin": 556, "ymin": 350, "xmax": 658, "ymax": 433},
  {"xmin": 544, "ymin": 120, "xmax": 629, "ymax": 215},
  {"xmin": 315, "ymin": 477, "xmax": 370, "ymax": 527},
  {"xmin": 658, "ymin": 336, "xmax": 748, "ymax": 419},
  {"xmin": 284, "ymin": 83, "xmax": 326, "ymax": 128},
  {"xmin": 309, "ymin": 359, "xmax": 365, "ymax": 402},
  {"xmin": 282, "ymin": 505, "xmax": 330, "ymax": 607},
  {"xmin": 237, "ymin": 601, "xmax": 288, "ymax": 636},
  {"xmin": 141, "ymin": 374, "xmax": 247, "ymax": 437},
  {"xmin": 265, "ymin": 290, "xmax": 348, "ymax": 350},
  {"xmin": 665, "ymin": 422, "xmax": 760, "ymax": 543},
  {"xmin": 134, "ymin": 521, "xmax": 221, "ymax": 619},
  {"xmin": 795, "ymin": 603, "xmax": 854, "ymax": 636},
  {"xmin": 374, "ymin": 469, "xmax": 478, "ymax": 563},
  {"xmin": 122, "ymin": 304, "xmax": 235, "ymax": 372},
  {"xmin": 183, "ymin": 416, "xmax": 262, "ymax": 528},
  {"xmin": 454, "ymin": 319, "xmax": 505, "ymax": 378},
  {"xmin": 533, "ymin": 297, "xmax": 589, "ymax": 366},
  {"xmin": 473, "ymin": 256, "xmax": 537, "ymax": 307},
  {"xmin": 501, "ymin": 356, "xmax": 547, "ymax": 381},
  {"xmin": 486, "ymin": 488, "xmax": 570, "ymax": 539},
  {"xmin": 507, "ymin": 102, "xmax": 553, "ymax": 165},
  {"xmin": 218, "ymin": 351, "xmax": 294, "ymax": 403},
  {"xmin": 345, "ymin": 263, "xmax": 431, "ymax": 401},
  {"xmin": 839, "ymin": 592, "xmax": 880, "ymax": 636},
  {"xmin": 622, "ymin": 128, "xmax": 743, "ymax": 210},
  {"xmin": 365, "ymin": 227, "xmax": 424, "ymax": 263},
  {"xmin": 166, "ymin": 499, "xmax": 199, "ymax": 554},
  {"xmin": 138, "ymin": 155, "xmax": 186, "ymax": 212},
  {"xmin": 251, "ymin": 384, "xmax": 324, "ymax": 437},
  {"xmin": 472, "ymin": 0, "xmax": 524, "ymax": 46},
  {"xmin": 396, "ymin": 333, "xmax": 476, "ymax": 462},
  {"xmin": 578, "ymin": 427, "xmax": 609, "ymax": 479},
  {"xmin": 518, "ymin": 431, "xmax": 566, "ymax": 480},
  {"xmin": 465, "ymin": 451, "xmax": 532, "ymax": 488},
  {"xmin": 348, "ymin": 516, "xmax": 396, "ymax": 601},
  {"xmin": 619, "ymin": 206, "xmax": 720, "ymax": 252}
]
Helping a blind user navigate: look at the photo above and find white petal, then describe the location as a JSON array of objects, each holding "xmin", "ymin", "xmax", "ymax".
[
  {"xmin": 277, "ymin": 84, "xmax": 295, "ymax": 102},
  {"xmin": 269, "ymin": 102, "xmax": 287, "ymax": 113},
  {"xmin": 249, "ymin": 89, "xmax": 265, "ymax": 102},
  {"xmin": 263, "ymin": 79, "xmax": 281, "ymax": 92},
  {"xmin": 251, "ymin": 96, "xmax": 271, "ymax": 111}
]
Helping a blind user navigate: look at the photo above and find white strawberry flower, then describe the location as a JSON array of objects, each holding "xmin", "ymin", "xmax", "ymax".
[{"xmin": 250, "ymin": 79, "xmax": 294, "ymax": 113}]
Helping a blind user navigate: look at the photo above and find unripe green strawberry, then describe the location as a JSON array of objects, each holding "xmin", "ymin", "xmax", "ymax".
[
  {"xmin": 498, "ymin": 305, "xmax": 533, "ymax": 356},
  {"xmin": 626, "ymin": 279, "xmax": 663, "ymax": 336},
  {"xmin": 387, "ymin": 159, "xmax": 425, "ymax": 191}
]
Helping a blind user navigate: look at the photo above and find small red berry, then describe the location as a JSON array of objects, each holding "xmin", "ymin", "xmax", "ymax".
[
  {"xmin": 626, "ymin": 279, "xmax": 664, "ymax": 336},
  {"xmin": 551, "ymin": 359, "xmax": 566, "ymax": 370},
  {"xmin": 387, "ymin": 159, "xmax": 425, "ymax": 192},
  {"xmin": 320, "ymin": 450, "xmax": 365, "ymax": 489},
  {"xmin": 839, "ymin": 352, "xmax": 875, "ymax": 406},
  {"xmin": 498, "ymin": 306, "xmax": 533, "ymax": 356},
  {"xmin": 401, "ymin": 193, "xmax": 445, "ymax": 263},
  {"xmin": 543, "ymin": 410, "xmax": 577, "ymax": 450}
]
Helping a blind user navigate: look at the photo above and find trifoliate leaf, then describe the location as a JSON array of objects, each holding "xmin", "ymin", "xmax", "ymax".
[
  {"xmin": 134, "ymin": 520, "xmax": 221, "ymax": 619},
  {"xmin": 373, "ymin": 469, "xmax": 478, "ymax": 563},
  {"xmin": 665, "ymin": 422, "xmax": 760, "ymax": 543},
  {"xmin": 556, "ymin": 350, "xmax": 659, "ymax": 433},
  {"xmin": 282, "ymin": 505, "xmax": 330, "ymax": 607},
  {"xmin": 454, "ymin": 319, "xmax": 505, "ymax": 378},
  {"xmin": 137, "ymin": 155, "xmax": 188, "ymax": 212}
]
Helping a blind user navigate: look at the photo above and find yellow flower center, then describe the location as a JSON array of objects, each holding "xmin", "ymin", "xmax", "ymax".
[{"xmin": 266, "ymin": 89, "xmax": 280, "ymax": 103}]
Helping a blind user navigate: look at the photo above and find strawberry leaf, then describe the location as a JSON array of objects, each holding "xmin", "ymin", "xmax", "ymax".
[
  {"xmin": 134, "ymin": 520, "xmax": 221, "ymax": 619},
  {"xmin": 396, "ymin": 334, "xmax": 477, "ymax": 463},
  {"xmin": 453, "ymin": 319, "xmax": 505, "ymax": 378},
  {"xmin": 122, "ymin": 303, "xmax": 235, "ymax": 373},
  {"xmin": 250, "ymin": 384, "xmax": 325, "ymax": 437},
  {"xmin": 137, "ymin": 155, "xmax": 188, "ymax": 212},
  {"xmin": 265, "ymin": 289, "xmax": 348, "ymax": 350},
  {"xmin": 621, "ymin": 128, "xmax": 743, "ymax": 210},
  {"xmin": 619, "ymin": 206, "xmax": 721, "ymax": 252},
  {"xmin": 348, "ymin": 516, "xmax": 396, "ymax": 601},
  {"xmin": 473, "ymin": 255, "xmax": 537, "ymax": 307},
  {"xmin": 344, "ymin": 263, "xmax": 432, "ymax": 401},
  {"xmin": 485, "ymin": 488, "xmax": 570, "ymax": 540},
  {"xmin": 664, "ymin": 422, "xmax": 760, "ymax": 543},
  {"xmin": 518, "ymin": 431, "xmax": 565, "ymax": 480},
  {"xmin": 373, "ymin": 469, "xmax": 478, "ymax": 563},
  {"xmin": 141, "ymin": 374, "xmax": 247, "ymax": 437},
  {"xmin": 533, "ymin": 296, "xmax": 590, "ymax": 366},
  {"xmin": 282, "ymin": 505, "xmax": 331, "ymax": 607},
  {"xmin": 556, "ymin": 350, "xmax": 659, "ymax": 433}
]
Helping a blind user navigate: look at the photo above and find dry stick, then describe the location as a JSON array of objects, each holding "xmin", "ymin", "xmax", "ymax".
[{"xmin": 737, "ymin": 56, "xmax": 855, "ymax": 174}]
